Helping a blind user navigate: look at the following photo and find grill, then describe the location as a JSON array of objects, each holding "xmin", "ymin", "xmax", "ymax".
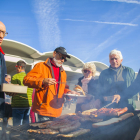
[{"xmin": 8, "ymin": 111, "xmax": 140, "ymax": 140}]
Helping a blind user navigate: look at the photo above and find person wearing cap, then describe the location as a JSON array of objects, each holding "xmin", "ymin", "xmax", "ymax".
[{"xmin": 23, "ymin": 47, "xmax": 77, "ymax": 121}]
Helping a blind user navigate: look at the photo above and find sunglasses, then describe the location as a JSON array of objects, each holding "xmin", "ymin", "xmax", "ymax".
[
  {"xmin": 15, "ymin": 65, "xmax": 22, "ymax": 68},
  {"xmin": 57, "ymin": 53, "xmax": 67, "ymax": 62},
  {"xmin": 84, "ymin": 70, "xmax": 91, "ymax": 73}
]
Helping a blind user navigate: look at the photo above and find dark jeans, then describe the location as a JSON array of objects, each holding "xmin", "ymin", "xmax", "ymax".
[
  {"xmin": 37, "ymin": 114, "xmax": 54, "ymax": 122},
  {"xmin": 4, "ymin": 103, "xmax": 12, "ymax": 118},
  {"xmin": 0, "ymin": 102, "xmax": 4, "ymax": 118},
  {"xmin": 12, "ymin": 108, "xmax": 30, "ymax": 126}
]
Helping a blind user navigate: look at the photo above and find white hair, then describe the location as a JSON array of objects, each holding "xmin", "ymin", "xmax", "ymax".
[
  {"xmin": 5, "ymin": 74, "xmax": 11, "ymax": 78},
  {"xmin": 109, "ymin": 49, "xmax": 123, "ymax": 60},
  {"xmin": 82, "ymin": 62, "xmax": 96, "ymax": 77}
]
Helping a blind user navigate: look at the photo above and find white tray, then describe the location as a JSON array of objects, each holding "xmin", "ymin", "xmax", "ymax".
[
  {"xmin": 65, "ymin": 94, "xmax": 86, "ymax": 98},
  {"xmin": 1, "ymin": 83, "xmax": 28, "ymax": 94}
]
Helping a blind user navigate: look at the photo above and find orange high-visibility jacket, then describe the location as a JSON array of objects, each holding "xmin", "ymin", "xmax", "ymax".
[{"xmin": 23, "ymin": 58, "xmax": 70, "ymax": 117}]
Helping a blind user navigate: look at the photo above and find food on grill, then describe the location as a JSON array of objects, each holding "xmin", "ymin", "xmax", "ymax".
[
  {"xmin": 38, "ymin": 123, "xmax": 51, "ymax": 128},
  {"xmin": 68, "ymin": 115, "xmax": 81, "ymax": 121},
  {"xmin": 57, "ymin": 129, "xmax": 90, "ymax": 137},
  {"xmin": 76, "ymin": 111, "xmax": 102, "ymax": 122},
  {"xmin": 68, "ymin": 113, "xmax": 77, "ymax": 115},
  {"xmin": 58, "ymin": 114, "xmax": 70, "ymax": 119},
  {"xmin": 74, "ymin": 85, "xmax": 85, "ymax": 95},
  {"xmin": 80, "ymin": 115, "xmax": 103, "ymax": 122},
  {"xmin": 119, "ymin": 113, "xmax": 134, "ymax": 120},
  {"xmin": 30, "ymin": 121, "xmax": 53, "ymax": 128},
  {"xmin": 82, "ymin": 108, "xmax": 97, "ymax": 115},
  {"xmin": 92, "ymin": 118, "xmax": 122, "ymax": 128},
  {"xmin": 91, "ymin": 107, "xmax": 128, "ymax": 116},
  {"xmin": 27, "ymin": 128, "xmax": 59, "ymax": 134},
  {"xmin": 81, "ymin": 110, "xmax": 98, "ymax": 118},
  {"xmin": 59, "ymin": 121, "xmax": 81, "ymax": 133},
  {"xmin": 25, "ymin": 109, "xmax": 134, "ymax": 138},
  {"xmin": 58, "ymin": 113, "xmax": 78, "ymax": 120},
  {"xmin": 27, "ymin": 108, "xmax": 129, "ymax": 137},
  {"xmin": 53, "ymin": 120, "xmax": 79, "ymax": 130},
  {"xmin": 116, "ymin": 107, "xmax": 128, "ymax": 116},
  {"xmin": 29, "ymin": 123, "xmax": 42, "ymax": 127},
  {"xmin": 50, "ymin": 119, "xmax": 71, "ymax": 129}
]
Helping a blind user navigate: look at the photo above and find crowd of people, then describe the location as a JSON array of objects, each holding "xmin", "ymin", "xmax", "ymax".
[{"xmin": 0, "ymin": 21, "xmax": 140, "ymax": 138}]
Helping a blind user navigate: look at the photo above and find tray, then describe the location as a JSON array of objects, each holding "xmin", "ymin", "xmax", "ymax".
[
  {"xmin": 1, "ymin": 83, "xmax": 28, "ymax": 94},
  {"xmin": 65, "ymin": 94, "xmax": 86, "ymax": 98}
]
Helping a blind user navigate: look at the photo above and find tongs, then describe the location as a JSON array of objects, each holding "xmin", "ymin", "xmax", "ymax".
[{"xmin": 100, "ymin": 102, "xmax": 115, "ymax": 109}]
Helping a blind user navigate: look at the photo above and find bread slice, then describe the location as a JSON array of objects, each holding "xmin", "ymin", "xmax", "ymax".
[{"xmin": 74, "ymin": 85, "xmax": 85, "ymax": 95}]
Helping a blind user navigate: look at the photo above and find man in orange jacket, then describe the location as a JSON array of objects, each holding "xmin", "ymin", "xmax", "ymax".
[{"xmin": 24, "ymin": 47, "xmax": 77, "ymax": 121}]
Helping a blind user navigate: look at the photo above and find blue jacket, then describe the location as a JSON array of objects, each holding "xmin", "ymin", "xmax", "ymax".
[
  {"xmin": 98, "ymin": 65, "xmax": 137, "ymax": 110},
  {"xmin": 0, "ymin": 52, "xmax": 7, "ymax": 99}
]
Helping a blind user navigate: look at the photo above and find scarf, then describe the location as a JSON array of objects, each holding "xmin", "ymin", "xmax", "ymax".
[
  {"xmin": 81, "ymin": 76, "xmax": 92, "ymax": 93},
  {"xmin": 0, "ymin": 47, "xmax": 5, "ymax": 55}
]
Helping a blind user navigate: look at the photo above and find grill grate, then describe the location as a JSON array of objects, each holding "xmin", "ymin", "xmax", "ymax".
[
  {"xmin": 8, "ymin": 121, "xmax": 101, "ymax": 140},
  {"xmin": 7, "ymin": 113, "xmax": 140, "ymax": 140}
]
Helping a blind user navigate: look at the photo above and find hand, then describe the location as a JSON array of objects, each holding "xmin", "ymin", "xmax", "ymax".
[
  {"xmin": 112, "ymin": 94, "xmax": 121, "ymax": 103},
  {"xmin": 43, "ymin": 78, "xmax": 57, "ymax": 86},
  {"xmin": 5, "ymin": 92, "xmax": 17, "ymax": 96},
  {"xmin": 94, "ymin": 99, "xmax": 101, "ymax": 109}
]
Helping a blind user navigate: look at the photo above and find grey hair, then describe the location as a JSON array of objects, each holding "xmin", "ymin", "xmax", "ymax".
[
  {"xmin": 82, "ymin": 62, "xmax": 96, "ymax": 77},
  {"xmin": 109, "ymin": 49, "xmax": 123, "ymax": 60}
]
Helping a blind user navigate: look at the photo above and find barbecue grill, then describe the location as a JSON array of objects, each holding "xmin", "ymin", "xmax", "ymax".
[{"xmin": 8, "ymin": 111, "xmax": 140, "ymax": 140}]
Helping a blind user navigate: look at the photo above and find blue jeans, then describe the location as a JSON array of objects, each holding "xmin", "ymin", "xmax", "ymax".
[{"xmin": 12, "ymin": 108, "xmax": 31, "ymax": 126}]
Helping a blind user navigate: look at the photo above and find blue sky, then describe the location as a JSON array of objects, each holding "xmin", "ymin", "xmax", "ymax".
[{"xmin": 1, "ymin": 0, "xmax": 140, "ymax": 72}]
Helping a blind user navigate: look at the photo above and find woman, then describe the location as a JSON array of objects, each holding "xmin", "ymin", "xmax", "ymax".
[{"xmin": 75, "ymin": 62, "xmax": 99, "ymax": 113}]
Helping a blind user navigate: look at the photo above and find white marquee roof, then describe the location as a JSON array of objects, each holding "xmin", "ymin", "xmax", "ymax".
[
  {"xmin": 2, "ymin": 39, "xmax": 110, "ymax": 89},
  {"xmin": 2, "ymin": 39, "xmax": 85, "ymax": 68}
]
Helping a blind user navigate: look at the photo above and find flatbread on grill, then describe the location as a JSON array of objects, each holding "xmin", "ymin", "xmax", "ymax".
[
  {"xmin": 119, "ymin": 113, "xmax": 134, "ymax": 120},
  {"xmin": 27, "ymin": 128, "xmax": 59, "ymax": 135},
  {"xmin": 29, "ymin": 121, "xmax": 53, "ymax": 128},
  {"xmin": 92, "ymin": 118, "xmax": 122, "ymax": 128}
]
